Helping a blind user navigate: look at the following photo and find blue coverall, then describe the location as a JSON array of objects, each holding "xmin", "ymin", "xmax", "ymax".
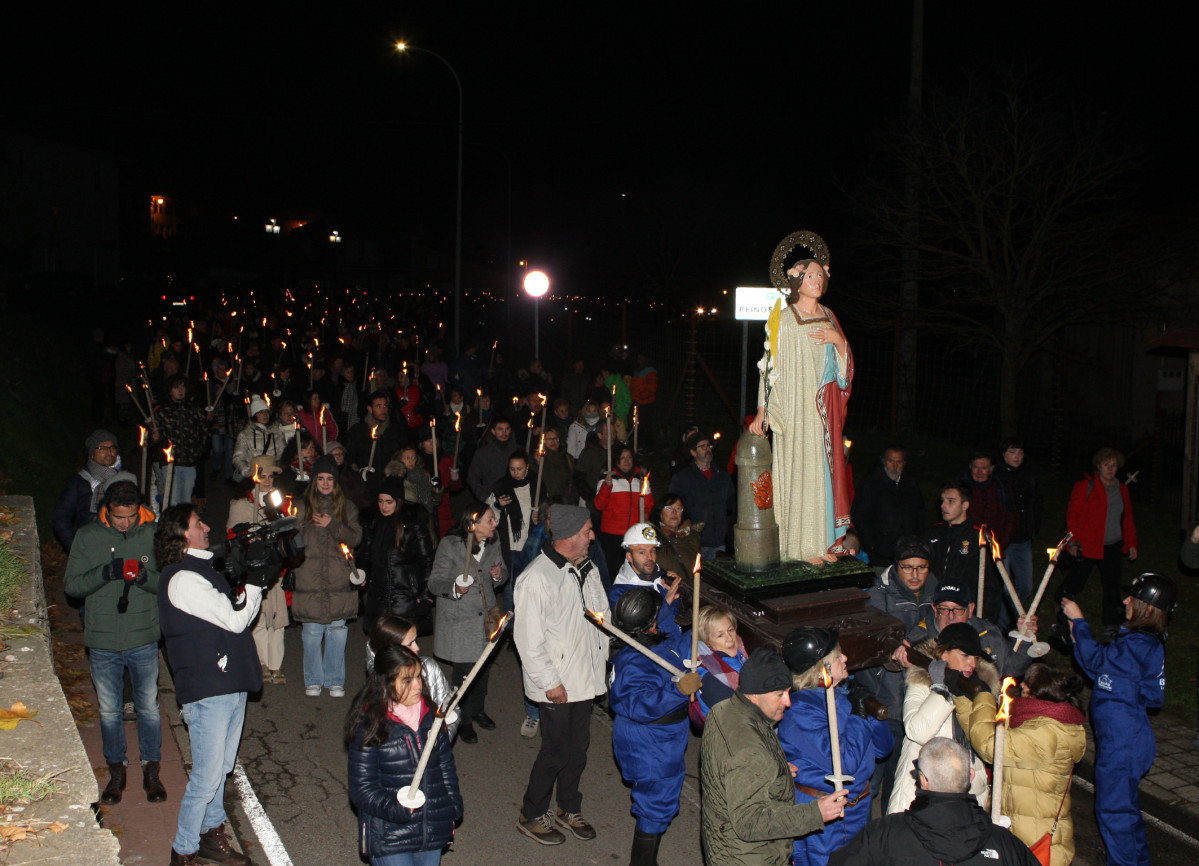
[
  {"xmin": 608, "ymin": 624, "xmax": 691, "ymax": 834},
  {"xmin": 778, "ymin": 685, "xmax": 894, "ymax": 866},
  {"xmin": 1071, "ymin": 619, "xmax": 1165, "ymax": 866},
  {"xmin": 608, "ymin": 567, "xmax": 681, "ymax": 637}
]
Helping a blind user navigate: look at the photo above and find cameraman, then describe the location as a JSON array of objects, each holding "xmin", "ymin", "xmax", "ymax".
[
  {"xmin": 63, "ymin": 475, "xmax": 165, "ymax": 806},
  {"xmin": 157, "ymin": 504, "xmax": 262, "ymax": 866}
]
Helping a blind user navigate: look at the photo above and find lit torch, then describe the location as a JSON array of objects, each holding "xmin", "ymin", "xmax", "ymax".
[
  {"xmin": 397, "ymin": 612, "xmax": 512, "ymax": 809},
  {"xmin": 138, "ymin": 425, "xmax": 149, "ymax": 496},
  {"xmin": 162, "ymin": 442, "xmax": 176, "ymax": 509},
  {"xmin": 367, "ymin": 424, "xmax": 379, "ymax": 473},
  {"xmin": 586, "ymin": 609, "xmax": 698, "ymax": 697},
  {"xmin": 1014, "ymin": 533, "xmax": 1073, "ymax": 653},
  {"xmin": 638, "ymin": 471, "xmax": 651, "ymax": 523},
  {"xmin": 452, "ymin": 412, "xmax": 463, "ymax": 470},
  {"xmin": 689, "ymin": 554, "xmax": 702, "ymax": 677},
  {"xmin": 822, "ymin": 664, "xmax": 853, "ymax": 792},
  {"xmin": 976, "ymin": 525, "xmax": 990, "ymax": 620},
  {"xmin": 525, "ymin": 417, "xmax": 534, "ymax": 454},
  {"xmin": 991, "ymin": 677, "xmax": 1017, "ymax": 824}
]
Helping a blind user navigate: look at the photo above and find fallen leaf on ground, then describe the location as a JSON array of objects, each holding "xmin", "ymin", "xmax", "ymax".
[
  {"xmin": 46, "ymin": 821, "xmax": 67, "ymax": 834},
  {"xmin": 0, "ymin": 703, "xmax": 39, "ymax": 730}
]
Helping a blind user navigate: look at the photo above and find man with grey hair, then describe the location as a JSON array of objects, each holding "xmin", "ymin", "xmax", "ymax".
[{"xmin": 829, "ymin": 738, "xmax": 1039, "ymax": 865}]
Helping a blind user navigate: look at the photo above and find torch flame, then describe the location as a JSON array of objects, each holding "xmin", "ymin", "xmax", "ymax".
[
  {"xmin": 163, "ymin": 442, "xmax": 174, "ymax": 463},
  {"xmin": 692, "ymin": 554, "xmax": 702, "ymax": 576},
  {"xmin": 996, "ymin": 676, "xmax": 1017, "ymax": 722},
  {"xmin": 527, "ymin": 418, "xmax": 533, "ymax": 429},
  {"xmin": 713, "ymin": 431, "xmax": 721, "ymax": 441},
  {"xmin": 587, "ymin": 609, "xmax": 604, "ymax": 625},
  {"xmin": 988, "ymin": 530, "xmax": 1002, "ymax": 562},
  {"xmin": 138, "ymin": 426, "xmax": 147, "ymax": 446},
  {"xmin": 476, "ymin": 388, "xmax": 482, "ymax": 397},
  {"xmin": 319, "ymin": 405, "xmax": 326, "ymax": 425},
  {"xmin": 488, "ymin": 612, "xmax": 512, "ymax": 641},
  {"xmin": 1048, "ymin": 533, "xmax": 1072, "ymax": 562},
  {"xmin": 339, "ymin": 542, "xmax": 353, "ymax": 561},
  {"xmin": 640, "ymin": 473, "xmax": 651, "ymax": 495},
  {"xmin": 821, "ymin": 664, "xmax": 833, "ymax": 689},
  {"xmin": 454, "ymin": 411, "xmax": 461, "ymax": 432},
  {"xmin": 371, "ymin": 425, "xmax": 379, "ymax": 440}
]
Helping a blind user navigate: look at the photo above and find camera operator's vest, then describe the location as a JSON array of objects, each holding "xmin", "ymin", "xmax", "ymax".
[{"xmin": 160, "ymin": 554, "xmax": 261, "ymax": 704}]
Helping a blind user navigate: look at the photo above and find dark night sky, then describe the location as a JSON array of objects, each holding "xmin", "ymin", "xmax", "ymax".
[{"xmin": 5, "ymin": 3, "xmax": 1198, "ymax": 299}]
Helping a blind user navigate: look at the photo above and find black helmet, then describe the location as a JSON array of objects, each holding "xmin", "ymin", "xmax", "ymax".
[
  {"xmin": 781, "ymin": 626, "xmax": 840, "ymax": 675},
  {"xmin": 1129, "ymin": 573, "xmax": 1177, "ymax": 613},
  {"xmin": 612, "ymin": 587, "xmax": 662, "ymax": 636}
]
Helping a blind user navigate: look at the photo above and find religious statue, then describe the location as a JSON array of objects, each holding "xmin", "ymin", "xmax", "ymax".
[{"xmin": 748, "ymin": 231, "xmax": 853, "ymax": 563}]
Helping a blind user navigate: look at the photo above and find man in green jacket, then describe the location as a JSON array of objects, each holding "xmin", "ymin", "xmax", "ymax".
[
  {"xmin": 700, "ymin": 648, "xmax": 846, "ymax": 865},
  {"xmin": 64, "ymin": 477, "xmax": 166, "ymax": 806}
]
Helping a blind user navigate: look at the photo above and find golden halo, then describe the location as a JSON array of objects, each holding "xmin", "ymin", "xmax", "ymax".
[{"xmin": 769, "ymin": 230, "xmax": 830, "ymax": 291}]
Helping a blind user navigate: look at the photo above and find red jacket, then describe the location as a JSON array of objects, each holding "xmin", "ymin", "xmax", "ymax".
[
  {"xmin": 594, "ymin": 470, "xmax": 654, "ymax": 537},
  {"xmin": 1066, "ymin": 473, "xmax": 1136, "ymax": 559}
]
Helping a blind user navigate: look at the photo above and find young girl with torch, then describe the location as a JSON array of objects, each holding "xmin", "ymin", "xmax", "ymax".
[
  {"xmin": 346, "ymin": 644, "xmax": 462, "ymax": 865},
  {"xmin": 1061, "ymin": 573, "xmax": 1173, "ymax": 866},
  {"xmin": 959, "ymin": 663, "xmax": 1086, "ymax": 865},
  {"xmin": 778, "ymin": 627, "xmax": 893, "ymax": 866}
]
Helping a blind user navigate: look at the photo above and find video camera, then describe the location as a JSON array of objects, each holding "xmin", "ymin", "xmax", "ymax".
[{"xmin": 216, "ymin": 516, "xmax": 305, "ymax": 605}]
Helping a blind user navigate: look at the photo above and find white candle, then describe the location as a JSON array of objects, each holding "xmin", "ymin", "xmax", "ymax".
[
  {"xmin": 690, "ymin": 554, "xmax": 702, "ymax": 673},
  {"xmin": 430, "ymin": 419, "xmax": 439, "ymax": 481},
  {"xmin": 822, "ymin": 665, "xmax": 853, "ymax": 792},
  {"xmin": 605, "ymin": 409, "xmax": 612, "ymax": 474}
]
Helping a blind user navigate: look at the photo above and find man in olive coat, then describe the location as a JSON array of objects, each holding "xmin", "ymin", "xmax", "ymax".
[{"xmin": 700, "ymin": 648, "xmax": 846, "ymax": 865}]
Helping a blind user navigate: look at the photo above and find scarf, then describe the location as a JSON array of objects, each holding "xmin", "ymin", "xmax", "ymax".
[
  {"xmin": 696, "ymin": 638, "xmax": 746, "ymax": 694},
  {"xmin": 1009, "ymin": 696, "xmax": 1086, "ymax": 729},
  {"xmin": 84, "ymin": 458, "xmax": 120, "ymax": 512},
  {"xmin": 491, "ymin": 474, "xmax": 531, "ymax": 542},
  {"xmin": 387, "ymin": 698, "xmax": 425, "ymax": 732}
]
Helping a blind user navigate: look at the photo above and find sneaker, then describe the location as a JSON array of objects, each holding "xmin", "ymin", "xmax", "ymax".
[
  {"xmin": 520, "ymin": 716, "xmax": 540, "ymax": 739},
  {"xmin": 329, "ymin": 686, "xmax": 345, "ymax": 698},
  {"xmin": 517, "ymin": 811, "xmax": 565, "ymax": 846},
  {"xmin": 554, "ymin": 807, "xmax": 597, "ymax": 841},
  {"xmin": 305, "ymin": 686, "xmax": 321, "ymax": 697},
  {"xmin": 270, "ymin": 670, "xmax": 286, "ymax": 685}
]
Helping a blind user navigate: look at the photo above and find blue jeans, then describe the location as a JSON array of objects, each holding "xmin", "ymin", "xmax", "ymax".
[
  {"xmin": 211, "ymin": 433, "xmax": 235, "ymax": 481},
  {"xmin": 373, "ymin": 850, "xmax": 442, "ymax": 866},
  {"xmin": 174, "ymin": 692, "xmax": 247, "ymax": 855},
  {"xmin": 302, "ymin": 620, "xmax": 348, "ymax": 688},
  {"xmin": 90, "ymin": 643, "xmax": 162, "ymax": 765},
  {"xmin": 156, "ymin": 464, "xmax": 198, "ymax": 507}
]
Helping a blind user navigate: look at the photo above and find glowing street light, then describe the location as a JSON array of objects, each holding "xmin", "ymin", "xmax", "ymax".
[
  {"xmin": 396, "ymin": 40, "xmax": 464, "ymax": 354},
  {"xmin": 524, "ymin": 270, "xmax": 550, "ymax": 357}
]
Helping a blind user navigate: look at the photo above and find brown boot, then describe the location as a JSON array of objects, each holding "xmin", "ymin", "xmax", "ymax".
[
  {"xmin": 197, "ymin": 825, "xmax": 251, "ymax": 866},
  {"xmin": 100, "ymin": 763, "xmax": 126, "ymax": 805},
  {"xmin": 169, "ymin": 849, "xmax": 199, "ymax": 865},
  {"xmin": 143, "ymin": 760, "xmax": 167, "ymax": 803}
]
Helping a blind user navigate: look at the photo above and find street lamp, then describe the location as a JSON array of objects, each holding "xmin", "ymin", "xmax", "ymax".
[
  {"xmin": 523, "ymin": 270, "xmax": 549, "ymax": 358},
  {"xmin": 396, "ymin": 41, "xmax": 464, "ymax": 354}
]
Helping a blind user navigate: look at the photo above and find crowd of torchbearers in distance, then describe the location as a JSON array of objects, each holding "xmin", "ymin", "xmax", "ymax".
[{"xmin": 56, "ymin": 259, "xmax": 1194, "ymax": 866}]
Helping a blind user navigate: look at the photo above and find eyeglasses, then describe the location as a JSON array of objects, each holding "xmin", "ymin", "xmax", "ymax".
[
  {"xmin": 94, "ymin": 444, "xmax": 118, "ymax": 452},
  {"xmin": 935, "ymin": 605, "xmax": 968, "ymax": 616},
  {"xmin": 897, "ymin": 564, "xmax": 929, "ymax": 574}
]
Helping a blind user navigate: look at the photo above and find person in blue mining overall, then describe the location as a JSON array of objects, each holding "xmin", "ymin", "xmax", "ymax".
[
  {"xmin": 1061, "ymin": 572, "xmax": 1174, "ymax": 866},
  {"xmin": 608, "ymin": 586, "xmax": 700, "ymax": 866},
  {"xmin": 608, "ymin": 522, "xmax": 683, "ymax": 636},
  {"xmin": 778, "ymin": 626, "xmax": 893, "ymax": 866}
]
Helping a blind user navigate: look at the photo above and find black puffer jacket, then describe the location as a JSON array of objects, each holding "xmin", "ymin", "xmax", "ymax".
[
  {"xmin": 365, "ymin": 505, "xmax": 435, "ymax": 628},
  {"xmin": 829, "ymin": 790, "xmax": 1040, "ymax": 865},
  {"xmin": 348, "ymin": 706, "xmax": 462, "ymax": 858}
]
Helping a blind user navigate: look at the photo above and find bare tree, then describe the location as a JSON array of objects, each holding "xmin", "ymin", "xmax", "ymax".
[{"xmin": 862, "ymin": 67, "xmax": 1171, "ymax": 434}]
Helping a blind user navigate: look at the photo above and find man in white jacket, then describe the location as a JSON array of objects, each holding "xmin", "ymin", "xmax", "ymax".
[{"xmin": 514, "ymin": 504, "xmax": 609, "ymax": 847}]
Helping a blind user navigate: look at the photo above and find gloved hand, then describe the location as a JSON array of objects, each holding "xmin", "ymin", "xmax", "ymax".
[
  {"xmin": 941, "ymin": 669, "xmax": 969, "ymax": 698},
  {"xmin": 104, "ymin": 557, "xmax": 125, "ymax": 581},
  {"xmin": 927, "ymin": 659, "xmax": 947, "ymax": 685}
]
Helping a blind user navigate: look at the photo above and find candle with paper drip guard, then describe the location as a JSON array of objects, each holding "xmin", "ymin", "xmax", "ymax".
[
  {"xmin": 991, "ymin": 677, "xmax": 1017, "ymax": 824},
  {"xmin": 397, "ymin": 612, "xmax": 511, "ymax": 809},
  {"xmin": 984, "ymin": 531, "xmax": 1050, "ymax": 657},
  {"xmin": 585, "ymin": 609, "xmax": 701, "ymax": 696},
  {"xmin": 1014, "ymin": 533, "xmax": 1073, "ymax": 653},
  {"xmin": 821, "ymin": 664, "xmax": 853, "ymax": 792}
]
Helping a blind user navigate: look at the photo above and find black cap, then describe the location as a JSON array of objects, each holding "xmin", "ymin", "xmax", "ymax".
[
  {"xmin": 932, "ymin": 584, "xmax": 973, "ymax": 608},
  {"xmin": 737, "ymin": 648, "xmax": 793, "ymax": 695},
  {"xmin": 936, "ymin": 623, "xmax": 985, "ymax": 658},
  {"xmin": 781, "ymin": 627, "xmax": 840, "ymax": 675}
]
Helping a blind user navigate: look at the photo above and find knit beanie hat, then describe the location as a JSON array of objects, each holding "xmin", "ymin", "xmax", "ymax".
[
  {"xmin": 312, "ymin": 455, "xmax": 339, "ymax": 478},
  {"xmin": 549, "ymin": 504, "xmax": 589, "ymax": 540},
  {"xmin": 248, "ymin": 396, "xmax": 270, "ymax": 418},
  {"xmin": 86, "ymin": 429, "xmax": 119, "ymax": 453},
  {"xmin": 737, "ymin": 648, "xmax": 793, "ymax": 695}
]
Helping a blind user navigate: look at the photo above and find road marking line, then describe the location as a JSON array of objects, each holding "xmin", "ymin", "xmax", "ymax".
[
  {"xmin": 1072, "ymin": 775, "xmax": 1199, "ymax": 848},
  {"xmin": 234, "ymin": 761, "xmax": 294, "ymax": 866}
]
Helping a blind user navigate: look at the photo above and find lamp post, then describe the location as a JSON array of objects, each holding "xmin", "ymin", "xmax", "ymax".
[
  {"xmin": 396, "ymin": 42, "xmax": 463, "ymax": 353},
  {"xmin": 523, "ymin": 270, "xmax": 549, "ymax": 358}
]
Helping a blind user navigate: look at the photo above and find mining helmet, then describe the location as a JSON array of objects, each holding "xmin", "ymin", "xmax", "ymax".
[
  {"xmin": 1128, "ymin": 572, "xmax": 1177, "ymax": 613},
  {"xmin": 611, "ymin": 587, "xmax": 662, "ymax": 636},
  {"xmin": 781, "ymin": 626, "xmax": 840, "ymax": 675},
  {"xmin": 621, "ymin": 522, "xmax": 660, "ymax": 548}
]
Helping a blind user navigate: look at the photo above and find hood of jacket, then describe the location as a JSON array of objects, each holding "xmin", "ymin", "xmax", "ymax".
[
  {"xmin": 99, "ymin": 504, "xmax": 156, "ymax": 530},
  {"xmin": 906, "ymin": 790, "xmax": 995, "ymax": 861}
]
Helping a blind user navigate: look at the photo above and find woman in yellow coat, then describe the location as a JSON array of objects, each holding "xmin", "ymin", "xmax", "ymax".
[{"xmin": 958, "ymin": 663, "xmax": 1087, "ymax": 866}]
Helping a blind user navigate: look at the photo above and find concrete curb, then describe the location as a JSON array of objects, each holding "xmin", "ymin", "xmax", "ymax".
[{"xmin": 0, "ymin": 495, "xmax": 121, "ymax": 864}]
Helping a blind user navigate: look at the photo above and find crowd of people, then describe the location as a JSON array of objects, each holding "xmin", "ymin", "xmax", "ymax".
[{"xmin": 54, "ymin": 305, "xmax": 1193, "ymax": 866}]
